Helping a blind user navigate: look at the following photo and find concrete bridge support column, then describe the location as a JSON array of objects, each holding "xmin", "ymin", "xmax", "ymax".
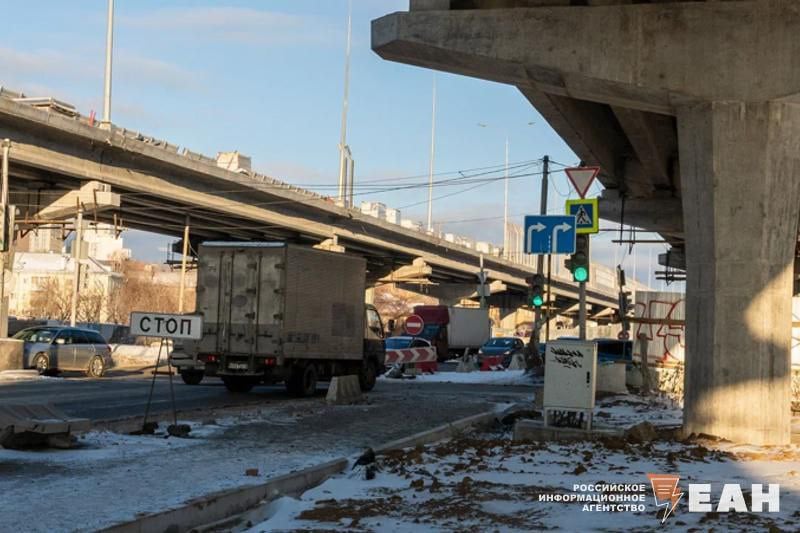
[{"xmin": 679, "ymin": 102, "xmax": 800, "ymax": 445}]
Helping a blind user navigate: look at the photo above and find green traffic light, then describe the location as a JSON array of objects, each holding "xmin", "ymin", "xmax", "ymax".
[
  {"xmin": 573, "ymin": 266, "xmax": 589, "ymax": 283},
  {"xmin": 532, "ymin": 295, "xmax": 544, "ymax": 307}
]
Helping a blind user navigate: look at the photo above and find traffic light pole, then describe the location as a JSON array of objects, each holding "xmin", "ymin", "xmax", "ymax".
[
  {"xmin": 535, "ymin": 156, "xmax": 549, "ymax": 332},
  {"xmin": 579, "ymin": 281, "xmax": 587, "ymax": 340}
]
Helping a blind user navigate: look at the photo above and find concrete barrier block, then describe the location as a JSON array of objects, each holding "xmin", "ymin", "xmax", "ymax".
[
  {"xmin": 0, "ymin": 339, "xmax": 23, "ymax": 371},
  {"xmin": 326, "ymin": 375, "xmax": 362, "ymax": 405},
  {"xmin": 597, "ymin": 361, "xmax": 628, "ymax": 394},
  {"xmin": 507, "ymin": 352, "xmax": 526, "ymax": 370}
]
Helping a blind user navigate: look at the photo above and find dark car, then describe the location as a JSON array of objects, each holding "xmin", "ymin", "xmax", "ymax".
[
  {"xmin": 478, "ymin": 337, "xmax": 525, "ymax": 367},
  {"xmin": 14, "ymin": 326, "xmax": 113, "ymax": 377}
]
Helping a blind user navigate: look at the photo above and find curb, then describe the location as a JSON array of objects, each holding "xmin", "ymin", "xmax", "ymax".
[
  {"xmin": 374, "ymin": 408, "xmax": 502, "ymax": 453},
  {"xmin": 99, "ymin": 457, "xmax": 348, "ymax": 533},
  {"xmin": 90, "ymin": 401, "xmax": 267, "ymax": 434},
  {"xmin": 102, "ymin": 407, "xmax": 510, "ymax": 533}
]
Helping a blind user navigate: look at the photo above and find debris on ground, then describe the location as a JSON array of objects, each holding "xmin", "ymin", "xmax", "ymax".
[
  {"xmin": 167, "ymin": 424, "xmax": 192, "ymax": 438},
  {"xmin": 245, "ymin": 394, "xmax": 800, "ymax": 532}
]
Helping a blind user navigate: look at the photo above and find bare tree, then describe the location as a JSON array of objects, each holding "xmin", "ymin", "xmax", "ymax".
[{"xmin": 29, "ymin": 278, "xmax": 71, "ymax": 321}]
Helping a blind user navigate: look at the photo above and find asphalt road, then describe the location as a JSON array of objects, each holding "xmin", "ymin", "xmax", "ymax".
[{"xmin": 0, "ymin": 370, "xmax": 534, "ymax": 421}]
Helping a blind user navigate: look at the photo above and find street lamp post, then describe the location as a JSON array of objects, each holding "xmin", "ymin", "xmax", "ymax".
[
  {"xmin": 102, "ymin": 0, "xmax": 114, "ymax": 127},
  {"xmin": 477, "ymin": 123, "xmax": 534, "ymax": 259},
  {"xmin": 337, "ymin": 0, "xmax": 353, "ymax": 207},
  {"xmin": 427, "ymin": 76, "xmax": 436, "ymax": 233}
]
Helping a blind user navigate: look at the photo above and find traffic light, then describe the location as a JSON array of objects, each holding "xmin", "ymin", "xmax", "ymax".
[
  {"xmin": 526, "ymin": 274, "xmax": 545, "ymax": 308},
  {"xmin": 568, "ymin": 234, "xmax": 590, "ymax": 283},
  {"xmin": 618, "ymin": 290, "xmax": 633, "ymax": 322}
]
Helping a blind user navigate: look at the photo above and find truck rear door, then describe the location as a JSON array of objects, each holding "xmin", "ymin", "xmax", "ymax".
[{"xmin": 197, "ymin": 246, "xmax": 282, "ymax": 358}]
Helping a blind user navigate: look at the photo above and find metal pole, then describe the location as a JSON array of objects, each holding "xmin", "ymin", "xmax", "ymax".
[
  {"xmin": 337, "ymin": 0, "xmax": 352, "ymax": 206},
  {"xmin": 479, "ymin": 254, "xmax": 486, "ymax": 309},
  {"xmin": 70, "ymin": 205, "xmax": 84, "ymax": 327},
  {"xmin": 503, "ymin": 136, "xmax": 509, "ymax": 258},
  {"xmin": 178, "ymin": 216, "xmax": 190, "ymax": 314},
  {"xmin": 545, "ymin": 254, "xmax": 551, "ymax": 343},
  {"xmin": 348, "ymin": 156, "xmax": 355, "ymax": 208},
  {"xmin": 102, "ymin": 0, "xmax": 114, "ymax": 125},
  {"xmin": 426, "ymin": 76, "xmax": 437, "ymax": 233},
  {"xmin": 579, "ymin": 281, "xmax": 587, "ymax": 340},
  {"xmin": 534, "ymin": 155, "xmax": 549, "ymax": 327},
  {"xmin": 0, "ymin": 140, "xmax": 9, "ymax": 337}
]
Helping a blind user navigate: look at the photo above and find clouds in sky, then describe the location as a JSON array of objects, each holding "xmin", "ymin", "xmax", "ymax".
[{"xmin": 121, "ymin": 6, "xmax": 341, "ymax": 47}]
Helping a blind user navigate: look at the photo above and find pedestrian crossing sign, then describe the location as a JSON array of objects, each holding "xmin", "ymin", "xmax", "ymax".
[{"xmin": 565, "ymin": 198, "xmax": 599, "ymax": 234}]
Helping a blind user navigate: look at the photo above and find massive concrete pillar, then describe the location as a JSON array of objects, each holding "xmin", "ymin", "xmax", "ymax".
[
  {"xmin": 678, "ymin": 102, "xmax": 800, "ymax": 444},
  {"xmin": 373, "ymin": 0, "xmax": 800, "ymax": 443}
]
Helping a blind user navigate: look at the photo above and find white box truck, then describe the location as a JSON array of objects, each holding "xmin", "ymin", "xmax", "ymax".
[{"xmin": 181, "ymin": 243, "xmax": 385, "ymax": 395}]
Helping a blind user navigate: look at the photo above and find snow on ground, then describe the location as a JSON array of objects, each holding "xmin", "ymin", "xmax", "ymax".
[
  {"xmin": 0, "ymin": 370, "xmax": 55, "ymax": 381},
  {"xmin": 594, "ymin": 394, "xmax": 683, "ymax": 428},
  {"xmin": 110, "ymin": 344, "xmax": 163, "ymax": 369},
  {"xmin": 247, "ymin": 425, "xmax": 800, "ymax": 532},
  {"xmin": 381, "ymin": 370, "xmax": 539, "ymax": 386},
  {"xmin": 0, "ymin": 383, "xmax": 522, "ymax": 532}
]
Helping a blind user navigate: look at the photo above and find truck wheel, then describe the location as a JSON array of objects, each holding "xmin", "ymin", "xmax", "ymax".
[
  {"xmin": 181, "ymin": 370, "xmax": 204, "ymax": 385},
  {"xmin": 358, "ymin": 359, "xmax": 377, "ymax": 392},
  {"xmin": 298, "ymin": 364, "xmax": 318, "ymax": 397},
  {"xmin": 222, "ymin": 376, "xmax": 254, "ymax": 393}
]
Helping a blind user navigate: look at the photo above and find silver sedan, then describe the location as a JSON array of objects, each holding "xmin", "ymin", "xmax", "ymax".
[{"xmin": 13, "ymin": 326, "xmax": 113, "ymax": 377}]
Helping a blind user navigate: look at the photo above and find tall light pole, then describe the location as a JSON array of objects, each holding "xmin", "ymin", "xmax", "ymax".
[
  {"xmin": 503, "ymin": 135, "xmax": 509, "ymax": 257},
  {"xmin": 477, "ymin": 122, "xmax": 533, "ymax": 258},
  {"xmin": 337, "ymin": 0, "xmax": 353, "ymax": 207},
  {"xmin": 102, "ymin": 0, "xmax": 114, "ymax": 126},
  {"xmin": 426, "ymin": 75, "xmax": 436, "ymax": 233}
]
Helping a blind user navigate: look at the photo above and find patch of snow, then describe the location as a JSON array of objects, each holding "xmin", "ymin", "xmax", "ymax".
[
  {"xmin": 382, "ymin": 370, "xmax": 538, "ymax": 386},
  {"xmin": 0, "ymin": 370, "xmax": 57, "ymax": 381},
  {"xmin": 594, "ymin": 394, "xmax": 683, "ymax": 428},
  {"xmin": 247, "ymin": 429, "xmax": 800, "ymax": 532}
]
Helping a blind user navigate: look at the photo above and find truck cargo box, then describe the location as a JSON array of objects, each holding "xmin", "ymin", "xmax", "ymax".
[{"xmin": 191, "ymin": 243, "xmax": 366, "ymax": 361}]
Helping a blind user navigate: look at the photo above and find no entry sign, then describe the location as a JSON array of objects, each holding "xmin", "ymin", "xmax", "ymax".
[
  {"xmin": 404, "ymin": 314, "xmax": 425, "ymax": 336},
  {"xmin": 130, "ymin": 312, "xmax": 203, "ymax": 340}
]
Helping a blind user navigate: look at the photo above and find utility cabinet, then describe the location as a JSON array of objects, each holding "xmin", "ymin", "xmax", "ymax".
[{"xmin": 543, "ymin": 340, "xmax": 598, "ymax": 429}]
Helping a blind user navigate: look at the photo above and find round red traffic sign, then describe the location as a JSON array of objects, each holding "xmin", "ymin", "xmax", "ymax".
[
  {"xmin": 404, "ymin": 314, "xmax": 425, "ymax": 336},
  {"xmin": 618, "ymin": 330, "xmax": 630, "ymax": 341}
]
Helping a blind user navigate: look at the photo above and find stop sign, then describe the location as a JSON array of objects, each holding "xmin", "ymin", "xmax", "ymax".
[{"xmin": 404, "ymin": 314, "xmax": 425, "ymax": 336}]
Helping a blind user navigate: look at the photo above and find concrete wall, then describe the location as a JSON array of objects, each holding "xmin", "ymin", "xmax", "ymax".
[{"xmin": 0, "ymin": 339, "xmax": 23, "ymax": 370}]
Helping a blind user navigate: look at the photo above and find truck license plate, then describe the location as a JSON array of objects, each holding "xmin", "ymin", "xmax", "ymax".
[{"xmin": 228, "ymin": 362, "xmax": 248, "ymax": 370}]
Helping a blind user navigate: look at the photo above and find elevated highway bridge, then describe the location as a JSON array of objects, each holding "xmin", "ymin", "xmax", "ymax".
[{"xmin": 0, "ymin": 94, "xmax": 623, "ymax": 318}]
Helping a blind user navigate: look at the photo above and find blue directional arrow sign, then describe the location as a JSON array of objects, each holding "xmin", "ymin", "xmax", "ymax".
[{"xmin": 524, "ymin": 215, "xmax": 577, "ymax": 255}]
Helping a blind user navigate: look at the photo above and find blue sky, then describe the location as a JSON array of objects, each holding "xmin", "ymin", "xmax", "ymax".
[{"xmin": 2, "ymin": 0, "xmax": 669, "ymax": 286}]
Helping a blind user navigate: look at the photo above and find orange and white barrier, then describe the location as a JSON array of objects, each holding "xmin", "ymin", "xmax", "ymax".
[{"xmin": 386, "ymin": 346, "xmax": 437, "ymax": 373}]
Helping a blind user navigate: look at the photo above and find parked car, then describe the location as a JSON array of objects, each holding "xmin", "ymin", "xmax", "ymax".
[
  {"xmin": 478, "ymin": 337, "xmax": 525, "ymax": 367},
  {"xmin": 13, "ymin": 326, "xmax": 113, "ymax": 377}
]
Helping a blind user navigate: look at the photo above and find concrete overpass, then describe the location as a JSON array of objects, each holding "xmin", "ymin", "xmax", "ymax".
[
  {"xmin": 0, "ymin": 93, "xmax": 622, "ymax": 320},
  {"xmin": 372, "ymin": 0, "xmax": 800, "ymax": 444}
]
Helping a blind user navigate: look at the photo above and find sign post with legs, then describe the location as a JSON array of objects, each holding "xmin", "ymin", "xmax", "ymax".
[{"xmin": 130, "ymin": 312, "xmax": 203, "ymax": 436}]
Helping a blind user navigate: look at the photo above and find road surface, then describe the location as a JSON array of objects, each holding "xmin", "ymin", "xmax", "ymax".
[
  {"xmin": 0, "ymin": 370, "xmax": 533, "ymax": 421},
  {"xmin": 0, "ymin": 371, "xmax": 535, "ymax": 532}
]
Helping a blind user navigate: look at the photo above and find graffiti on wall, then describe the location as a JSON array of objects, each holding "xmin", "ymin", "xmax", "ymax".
[{"xmin": 634, "ymin": 296, "xmax": 685, "ymax": 363}]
